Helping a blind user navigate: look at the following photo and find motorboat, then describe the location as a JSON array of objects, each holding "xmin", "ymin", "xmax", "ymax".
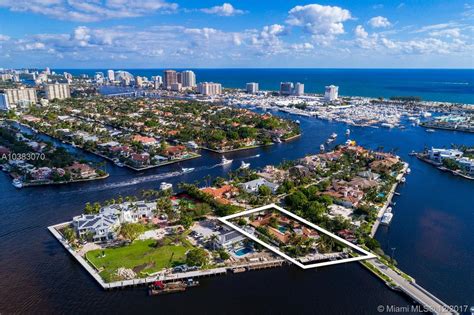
[
  {"xmin": 426, "ymin": 129, "xmax": 435, "ymax": 133},
  {"xmin": 160, "ymin": 182, "xmax": 173, "ymax": 191},
  {"xmin": 221, "ymin": 156, "xmax": 233, "ymax": 165},
  {"xmin": 345, "ymin": 129, "xmax": 350, "ymax": 136},
  {"xmin": 330, "ymin": 132, "xmax": 337, "ymax": 139},
  {"xmin": 181, "ymin": 167, "xmax": 195, "ymax": 173},
  {"xmin": 12, "ymin": 178, "xmax": 23, "ymax": 189},
  {"xmin": 320, "ymin": 144, "xmax": 325, "ymax": 151},
  {"xmin": 381, "ymin": 213, "xmax": 393, "ymax": 225},
  {"xmin": 239, "ymin": 161, "xmax": 250, "ymax": 169},
  {"xmin": 406, "ymin": 168, "xmax": 411, "ymax": 174},
  {"xmin": 400, "ymin": 177, "xmax": 406, "ymax": 183}
]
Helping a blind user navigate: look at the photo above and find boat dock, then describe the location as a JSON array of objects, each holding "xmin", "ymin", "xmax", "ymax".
[{"xmin": 370, "ymin": 162, "xmax": 408, "ymax": 237}]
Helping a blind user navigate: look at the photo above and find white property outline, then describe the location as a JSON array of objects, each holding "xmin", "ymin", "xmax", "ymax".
[{"xmin": 218, "ymin": 204, "xmax": 376, "ymax": 269}]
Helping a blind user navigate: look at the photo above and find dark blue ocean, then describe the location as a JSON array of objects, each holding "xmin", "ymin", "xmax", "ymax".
[{"xmin": 59, "ymin": 68, "xmax": 474, "ymax": 104}]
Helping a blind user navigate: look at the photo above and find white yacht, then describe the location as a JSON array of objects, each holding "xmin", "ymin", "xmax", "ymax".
[
  {"xmin": 406, "ymin": 168, "xmax": 411, "ymax": 174},
  {"xmin": 12, "ymin": 179, "xmax": 23, "ymax": 189},
  {"xmin": 330, "ymin": 132, "xmax": 337, "ymax": 139},
  {"xmin": 159, "ymin": 182, "xmax": 173, "ymax": 191},
  {"xmin": 221, "ymin": 156, "xmax": 233, "ymax": 165},
  {"xmin": 400, "ymin": 177, "xmax": 406, "ymax": 183},
  {"xmin": 426, "ymin": 129, "xmax": 435, "ymax": 133},
  {"xmin": 345, "ymin": 129, "xmax": 351, "ymax": 136},
  {"xmin": 381, "ymin": 213, "xmax": 393, "ymax": 225},
  {"xmin": 181, "ymin": 167, "xmax": 195, "ymax": 173},
  {"xmin": 239, "ymin": 161, "xmax": 250, "ymax": 169},
  {"xmin": 320, "ymin": 144, "xmax": 325, "ymax": 151}
]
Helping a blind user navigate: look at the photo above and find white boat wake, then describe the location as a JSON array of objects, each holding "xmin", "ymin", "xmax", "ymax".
[{"xmin": 61, "ymin": 171, "xmax": 183, "ymax": 194}]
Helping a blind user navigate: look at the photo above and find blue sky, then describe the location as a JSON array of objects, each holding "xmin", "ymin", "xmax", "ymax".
[{"xmin": 0, "ymin": 0, "xmax": 473, "ymax": 68}]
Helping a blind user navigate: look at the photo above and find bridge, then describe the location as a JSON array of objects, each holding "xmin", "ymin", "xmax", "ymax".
[{"xmin": 369, "ymin": 259, "xmax": 458, "ymax": 315}]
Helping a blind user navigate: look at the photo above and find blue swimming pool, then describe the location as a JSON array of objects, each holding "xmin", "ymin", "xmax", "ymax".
[
  {"xmin": 234, "ymin": 247, "xmax": 253, "ymax": 256},
  {"xmin": 278, "ymin": 225, "xmax": 288, "ymax": 233}
]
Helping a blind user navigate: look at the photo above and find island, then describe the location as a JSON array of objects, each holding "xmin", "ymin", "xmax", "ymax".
[
  {"xmin": 10, "ymin": 97, "xmax": 299, "ymax": 170},
  {"xmin": 0, "ymin": 121, "xmax": 108, "ymax": 188}
]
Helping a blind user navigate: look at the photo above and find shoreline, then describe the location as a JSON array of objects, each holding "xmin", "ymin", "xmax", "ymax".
[
  {"xmin": 416, "ymin": 154, "xmax": 474, "ymax": 180},
  {"xmin": 9, "ymin": 120, "xmax": 202, "ymax": 171},
  {"xmin": 19, "ymin": 173, "xmax": 109, "ymax": 187},
  {"xmin": 370, "ymin": 162, "xmax": 408, "ymax": 237}
]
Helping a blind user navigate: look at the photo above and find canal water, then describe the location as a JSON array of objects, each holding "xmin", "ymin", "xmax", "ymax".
[{"xmin": 0, "ymin": 112, "xmax": 472, "ymax": 313}]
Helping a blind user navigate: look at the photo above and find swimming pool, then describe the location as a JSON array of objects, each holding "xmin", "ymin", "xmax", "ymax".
[
  {"xmin": 278, "ymin": 225, "xmax": 288, "ymax": 233},
  {"xmin": 234, "ymin": 247, "xmax": 253, "ymax": 256}
]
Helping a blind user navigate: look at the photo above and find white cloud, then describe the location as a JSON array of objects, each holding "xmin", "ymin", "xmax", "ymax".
[
  {"xmin": 354, "ymin": 25, "xmax": 368, "ymax": 39},
  {"xmin": 250, "ymin": 24, "xmax": 287, "ymax": 55},
  {"xmin": 201, "ymin": 3, "xmax": 245, "ymax": 16},
  {"xmin": 0, "ymin": 0, "xmax": 178, "ymax": 22},
  {"xmin": 286, "ymin": 4, "xmax": 351, "ymax": 44},
  {"xmin": 0, "ymin": 34, "xmax": 11, "ymax": 41},
  {"xmin": 290, "ymin": 42, "xmax": 314, "ymax": 51},
  {"xmin": 429, "ymin": 28, "xmax": 461, "ymax": 38},
  {"xmin": 368, "ymin": 16, "xmax": 391, "ymax": 28}
]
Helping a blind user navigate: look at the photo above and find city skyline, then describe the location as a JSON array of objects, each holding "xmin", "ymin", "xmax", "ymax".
[{"xmin": 0, "ymin": 1, "xmax": 473, "ymax": 68}]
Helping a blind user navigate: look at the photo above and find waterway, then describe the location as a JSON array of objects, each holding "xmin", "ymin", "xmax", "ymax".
[{"xmin": 0, "ymin": 111, "xmax": 472, "ymax": 313}]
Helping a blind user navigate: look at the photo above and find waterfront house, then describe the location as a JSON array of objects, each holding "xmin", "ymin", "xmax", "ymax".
[
  {"xmin": 72, "ymin": 213, "xmax": 119, "ymax": 242},
  {"xmin": 239, "ymin": 178, "xmax": 279, "ymax": 194},
  {"xmin": 29, "ymin": 167, "xmax": 53, "ymax": 180},
  {"xmin": 428, "ymin": 147, "xmax": 463, "ymax": 163},
  {"xmin": 213, "ymin": 226, "xmax": 250, "ymax": 249},
  {"xmin": 201, "ymin": 185, "xmax": 238, "ymax": 205},
  {"xmin": 65, "ymin": 162, "xmax": 96, "ymax": 178},
  {"xmin": 457, "ymin": 157, "xmax": 474, "ymax": 175},
  {"xmin": 130, "ymin": 152, "xmax": 150, "ymax": 167}
]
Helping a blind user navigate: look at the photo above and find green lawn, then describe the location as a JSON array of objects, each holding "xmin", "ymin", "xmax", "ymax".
[{"xmin": 86, "ymin": 237, "xmax": 192, "ymax": 282}]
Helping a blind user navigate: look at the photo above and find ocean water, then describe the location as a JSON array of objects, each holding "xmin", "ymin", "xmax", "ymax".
[{"xmin": 59, "ymin": 68, "xmax": 474, "ymax": 104}]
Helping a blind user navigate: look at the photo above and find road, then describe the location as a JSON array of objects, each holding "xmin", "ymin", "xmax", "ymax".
[{"xmin": 370, "ymin": 259, "xmax": 458, "ymax": 315}]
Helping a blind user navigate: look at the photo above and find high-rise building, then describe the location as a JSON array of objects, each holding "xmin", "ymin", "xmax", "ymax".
[
  {"xmin": 170, "ymin": 83, "xmax": 182, "ymax": 92},
  {"xmin": 45, "ymin": 67, "xmax": 51, "ymax": 75},
  {"xmin": 107, "ymin": 70, "xmax": 115, "ymax": 82},
  {"xmin": 94, "ymin": 72, "xmax": 104, "ymax": 84},
  {"xmin": 280, "ymin": 82, "xmax": 294, "ymax": 96},
  {"xmin": 44, "ymin": 83, "xmax": 70, "ymax": 100},
  {"xmin": 135, "ymin": 76, "xmax": 143, "ymax": 87},
  {"xmin": 197, "ymin": 82, "xmax": 222, "ymax": 96},
  {"xmin": 163, "ymin": 70, "xmax": 177, "ymax": 89},
  {"xmin": 3, "ymin": 87, "xmax": 37, "ymax": 106},
  {"xmin": 246, "ymin": 82, "xmax": 259, "ymax": 94},
  {"xmin": 324, "ymin": 85, "xmax": 339, "ymax": 101},
  {"xmin": 293, "ymin": 82, "xmax": 304, "ymax": 96},
  {"xmin": 177, "ymin": 72, "xmax": 182, "ymax": 84},
  {"xmin": 0, "ymin": 93, "xmax": 10, "ymax": 110},
  {"xmin": 181, "ymin": 70, "xmax": 196, "ymax": 88}
]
